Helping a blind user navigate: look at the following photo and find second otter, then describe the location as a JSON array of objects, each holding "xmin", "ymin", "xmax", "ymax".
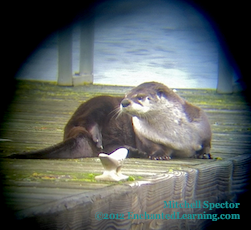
[{"xmin": 9, "ymin": 82, "xmax": 211, "ymax": 159}]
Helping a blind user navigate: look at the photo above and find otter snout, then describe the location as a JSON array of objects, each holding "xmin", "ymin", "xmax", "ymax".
[{"xmin": 121, "ymin": 99, "xmax": 131, "ymax": 108}]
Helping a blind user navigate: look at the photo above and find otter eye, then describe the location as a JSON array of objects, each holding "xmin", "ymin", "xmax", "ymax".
[{"xmin": 136, "ymin": 94, "xmax": 146, "ymax": 101}]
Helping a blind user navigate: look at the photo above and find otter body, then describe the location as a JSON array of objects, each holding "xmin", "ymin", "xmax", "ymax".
[
  {"xmin": 9, "ymin": 82, "xmax": 211, "ymax": 159},
  {"xmin": 120, "ymin": 82, "xmax": 211, "ymax": 159}
]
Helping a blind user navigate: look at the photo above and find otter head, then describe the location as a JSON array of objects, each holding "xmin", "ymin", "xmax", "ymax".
[{"xmin": 120, "ymin": 82, "xmax": 183, "ymax": 117}]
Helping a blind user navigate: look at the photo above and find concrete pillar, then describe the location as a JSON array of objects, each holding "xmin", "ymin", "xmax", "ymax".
[
  {"xmin": 73, "ymin": 19, "xmax": 94, "ymax": 86},
  {"xmin": 57, "ymin": 27, "xmax": 73, "ymax": 86},
  {"xmin": 216, "ymin": 48, "xmax": 233, "ymax": 94}
]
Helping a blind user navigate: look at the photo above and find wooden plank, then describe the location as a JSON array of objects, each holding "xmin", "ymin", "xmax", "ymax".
[{"xmin": 0, "ymin": 80, "xmax": 250, "ymax": 229}]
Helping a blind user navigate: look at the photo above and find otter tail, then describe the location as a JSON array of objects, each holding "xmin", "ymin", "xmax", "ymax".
[{"xmin": 7, "ymin": 136, "xmax": 98, "ymax": 159}]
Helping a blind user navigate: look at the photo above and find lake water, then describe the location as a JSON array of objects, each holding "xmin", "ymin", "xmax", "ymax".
[{"xmin": 15, "ymin": 0, "xmax": 220, "ymax": 89}]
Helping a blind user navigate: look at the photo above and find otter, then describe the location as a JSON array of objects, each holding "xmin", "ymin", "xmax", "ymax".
[
  {"xmin": 120, "ymin": 82, "xmax": 211, "ymax": 159},
  {"xmin": 8, "ymin": 82, "xmax": 211, "ymax": 160}
]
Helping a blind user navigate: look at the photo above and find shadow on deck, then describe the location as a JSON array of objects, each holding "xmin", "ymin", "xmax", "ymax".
[{"xmin": 0, "ymin": 80, "xmax": 251, "ymax": 229}]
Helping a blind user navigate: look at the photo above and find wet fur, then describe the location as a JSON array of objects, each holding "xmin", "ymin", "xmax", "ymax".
[
  {"xmin": 9, "ymin": 82, "xmax": 211, "ymax": 159},
  {"xmin": 9, "ymin": 96, "xmax": 143, "ymax": 159}
]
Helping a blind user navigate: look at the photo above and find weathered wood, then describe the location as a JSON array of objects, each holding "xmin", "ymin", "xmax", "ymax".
[
  {"xmin": 57, "ymin": 27, "xmax": 73, "ymax": 86},
  {"xmin": 0, "ymin": 80, "xmax": 250, "ymax": 229},
  {"xmin": 217, "ymin": 48, "xmax": 233, "ymax": 94},
  {"xmin": 73, "ymin": 18, "xmax": 95, "ymax": 85}
]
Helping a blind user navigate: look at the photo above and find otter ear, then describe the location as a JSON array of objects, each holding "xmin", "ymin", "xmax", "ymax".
[{"xmin": 156, "ymin": 89, "xmax": 166, "ymax": 99}]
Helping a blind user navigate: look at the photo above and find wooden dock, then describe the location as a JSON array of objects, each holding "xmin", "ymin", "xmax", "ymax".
[{"xmin": 0, "ymin": 80, "xmax": 251, "ymax": 229}]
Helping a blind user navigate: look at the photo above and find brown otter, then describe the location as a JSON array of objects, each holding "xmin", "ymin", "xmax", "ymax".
[
  {"xmin": 120, "ymin": 82, "xmax": 211, "ymax": 159},
  {"xmin": 8, "ymin": 82, "xmax": 211, "ymax": 159}
]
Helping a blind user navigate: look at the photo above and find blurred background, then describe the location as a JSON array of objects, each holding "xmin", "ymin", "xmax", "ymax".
[
  {"xmin": 2, "ymin": 0, "xmax": 249, "ymax": 103},
  {"xmin": 14, "ymin": 0, "xmax": 220, "ymax": 88}
]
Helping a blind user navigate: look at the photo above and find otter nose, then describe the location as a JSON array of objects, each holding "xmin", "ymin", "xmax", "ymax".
[{"xmin": 121, "ymin": 99, "xmax": 131, "ymax": 108}]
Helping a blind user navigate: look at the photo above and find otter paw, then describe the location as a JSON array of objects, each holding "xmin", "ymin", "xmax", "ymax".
[
  {"xmin": 197, "ymin": 153, "xmax": 212, "ymax": 159},
  {"xmin": 127, "ymin": 147, "xmax": 148, "ymax": 158},
  {"xmin": 204, "ymin": 153, "xmax": 212, "ymax": 159},
  {"xmin": 149, "ymin": 155, "xmax": 171, "ymax": 160}
]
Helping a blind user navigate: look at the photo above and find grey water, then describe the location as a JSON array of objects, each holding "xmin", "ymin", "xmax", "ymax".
[{"xmin": 15, "ymin": 0, "xmax": 220, "ymax": 89}]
